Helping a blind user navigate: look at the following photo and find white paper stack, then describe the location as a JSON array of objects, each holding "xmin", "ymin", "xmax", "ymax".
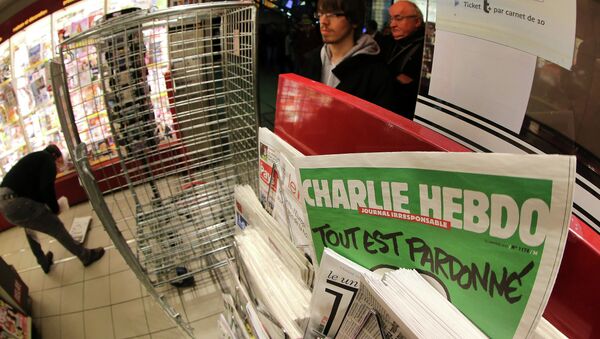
[
  {"xmin": 236, "ymin": 227, "xmax": 311, "ymax": 339},
  {"xmin": 221, "ymin": 261, "xmax": 269, "ymax": 339},
  {"xmin": 69, "ymin": 216, "xmax": 92, "ymax": 244},
  {"xmin": 217, "ymin": 313, "xmax": 237, "ymax": 339},
  {"xmin": 220, "ymin": 293, "xmax": 252, "ymax": 339},
  {"xmin": 336, "ymin": 269, "xmax": 487, "ymax": 339},
  {"xmin": 234, "ymin": 185, "xmax": 312, "ymax": 339},
  {"xmin": 235, "ymin": 184, "xmax": 313, "ymax": 285}
]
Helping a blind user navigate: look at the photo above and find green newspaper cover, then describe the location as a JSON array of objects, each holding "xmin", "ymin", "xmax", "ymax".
[{"xmin": 296, "ymin": 152, "xmax": 575, "ymax": 338}]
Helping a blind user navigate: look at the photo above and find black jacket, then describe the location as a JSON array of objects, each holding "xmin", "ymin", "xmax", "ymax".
[
  {"xmin": 297, "ymin": 47, "xmax": 408, "ymax": 118},
  {"xmin": 1, "ymin": 150, "xmax": 59, "ymax": 213},
  {"xmin": 380, "ymin": 26, "xmax": 425, "ymax": 118}
]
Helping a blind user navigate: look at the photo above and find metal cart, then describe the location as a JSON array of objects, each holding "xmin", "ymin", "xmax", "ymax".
[{"xmin": 50, "ymin": 2, "xmax": 257, "ymax": 337}]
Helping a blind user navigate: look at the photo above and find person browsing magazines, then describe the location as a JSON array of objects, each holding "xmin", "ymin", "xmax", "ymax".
[{"xmin": 0, "ymin": 145, "xmax": 105, "ymax": 274}]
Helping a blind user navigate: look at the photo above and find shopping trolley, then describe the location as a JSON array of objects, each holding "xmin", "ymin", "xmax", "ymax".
[{"xmin": 50, "ymin": 2, "xmax": 257, "ymax": 337}]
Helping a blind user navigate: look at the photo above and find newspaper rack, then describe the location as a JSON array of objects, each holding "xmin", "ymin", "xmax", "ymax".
[
  {"xmin": 50, "ymin": 2, "xmax": 258, "ymax": 337},
  {"xmin": 273, "ymin": 73, "xmax": 600, "ymax": 338}
]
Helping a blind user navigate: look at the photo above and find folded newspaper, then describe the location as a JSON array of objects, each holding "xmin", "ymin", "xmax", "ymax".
[
  {"xmin": 305, "ymin": 248, "xmax": 369, "ymax": 339},
  {"xmin": 336, "ymin": 269, "xmax": 487, "ymax": 338},
  {"xmin": 296, "ymin": 152, "xmax": 576, "ymax": 338},
  {"xmin": 221, "ymin": 261, "xmax": 268, "ymax": 339},
  {"xmin": 234, "ymin": 185, "xmax": 312, "ymax": 338},
  {"xmin": 234, "ymin": 184, "xmax": 313, "ymax": 285},
  {"xmin": 258, "ymin": 128, "xmax": 316, "ymax": 265},
  {"xmin": 69, "ymin": 216, "xmax": 91, "ymax": 244}
]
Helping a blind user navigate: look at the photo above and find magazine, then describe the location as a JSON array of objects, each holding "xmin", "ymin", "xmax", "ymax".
[
  {"xmin": 0, "ymin": 299, "xmax": 30, "ymax": 339},
  {"xmin": 27, "ymin": 44, "xmax": 42, "ymax": 65},
  {"xmin": 29, "ymin": 72, "xmax": 48, "ymax": 106},
  {"xmin": 258, "ymin": 128, "xmax": 315, "ymax": 265},
  {"xmin": 296, "ymin": 152, "xmax": 575, "ymax": 338}
]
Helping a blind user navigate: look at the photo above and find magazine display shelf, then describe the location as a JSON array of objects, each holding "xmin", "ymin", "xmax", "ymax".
[{"xmin": 274, "ymin": 73, "xmax": 600, "ymax": 339}]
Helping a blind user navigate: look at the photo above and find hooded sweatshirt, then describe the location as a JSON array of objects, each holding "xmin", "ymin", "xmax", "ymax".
[
  {"xmin": 297, "ymin": 34, "xmax": 408, "ymax": 118},
  {"xmin": 320, "ymin": 34, "xmax": 380, "ymax": 88}
]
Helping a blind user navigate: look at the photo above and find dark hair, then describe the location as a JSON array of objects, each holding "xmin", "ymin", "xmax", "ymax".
[
  {"xmin": 44, "ymin": 144, "xmax": 63, "ymax": 160},
  {"xmin": 367, "ymin": 19, "xmax": 378, "ymax": 31},
  {"xmin": 318, "ymin": 0, "xmax": 366, "ymax": 41}
]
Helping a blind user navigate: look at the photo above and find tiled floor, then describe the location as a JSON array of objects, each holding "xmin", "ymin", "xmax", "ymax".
[{"xmin": 0, "ymin": 201, "xmax": 224, "ymax": 339}]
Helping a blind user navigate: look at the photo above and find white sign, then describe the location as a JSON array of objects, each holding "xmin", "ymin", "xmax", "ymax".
[
  {"xmin": 437, "ymin": 0, "xmax": 576, "ymax": 70},
  {"xmin": 430, "ymin": 30, "xmax": 537, "ymax": 133}
]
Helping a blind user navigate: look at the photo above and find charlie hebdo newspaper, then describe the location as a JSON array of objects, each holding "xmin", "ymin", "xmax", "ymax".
[{"xmin": 296, "ymin": 152, "xmax": 575, "ymax": 338}]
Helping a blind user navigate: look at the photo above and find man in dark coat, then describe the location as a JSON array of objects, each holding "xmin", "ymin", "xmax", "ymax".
[
  {"xmin": 296, "ymin": 0, "xmax": 406, "ymax": 117},
  {"xmin": 0, "ymin": 145, "xmax": 105, "ymax": 273},
  {"xmin": 380, "ymin": 1, "xmax": 425, "ymax": 119}
]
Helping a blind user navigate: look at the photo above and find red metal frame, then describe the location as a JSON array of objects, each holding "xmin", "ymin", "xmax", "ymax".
[{"xmin": 274, "ymin": 73, "xmax": 600, "ymax": 339}]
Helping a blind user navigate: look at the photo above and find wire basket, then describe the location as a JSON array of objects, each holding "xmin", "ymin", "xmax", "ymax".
[{"xmin": 50, "ymin": 2, "xmax": 257, "ymax": 337}]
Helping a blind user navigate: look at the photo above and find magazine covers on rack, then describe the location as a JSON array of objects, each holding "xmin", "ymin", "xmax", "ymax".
[
  {"xmin": 258, "ymin": 128, "xmax": 316, "ymax": 265},
  {"xmin": 296, "ymin": 152, "xmax": 575, "ymax": 338},
  {"xmin": 0, "ymin": 299, "xmax": 30, "ymax": 339}
]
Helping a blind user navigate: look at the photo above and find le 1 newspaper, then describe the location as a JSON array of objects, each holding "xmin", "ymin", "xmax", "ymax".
[{"xmin": 257, "ymin": 128, "xmax": 576, "ymax": 338}]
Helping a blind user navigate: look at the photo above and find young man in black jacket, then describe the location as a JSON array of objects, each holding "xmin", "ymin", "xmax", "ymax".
[
  {"xmin": 0, "ymin": 145, "xmax": 105, "ymax": 273},
  {"xmin": 297, "ymin": 0, "xmax": 408, "ymax": 118}
]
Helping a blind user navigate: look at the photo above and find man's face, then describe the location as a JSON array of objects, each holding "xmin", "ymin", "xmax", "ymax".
[
  {"xmin": 55, "ymin": 156, "xmax": 65, "ymax": 172},
  {"xmin": 389, "ymin": 2, "xmax": 421, "ymax": 40},
  {"xmin": 318, "ymin": 11, "xmax": 354, "ymax": 45}
]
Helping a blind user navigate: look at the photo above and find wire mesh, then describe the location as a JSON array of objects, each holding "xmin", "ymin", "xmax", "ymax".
[{"xmin": 54, "ymin": 4, "xmax": 257, "ymax": 335}]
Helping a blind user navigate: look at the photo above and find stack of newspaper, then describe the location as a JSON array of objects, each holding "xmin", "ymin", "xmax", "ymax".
[
  {"xmin": 218, "ymin": 261, "xmax": 269, "ymax": 339},
  {"xmin": 235, "ymin": 184, "xmax": 313, "ymax": 285},
  {"xmin": 336, "ymin": 269, "xmax": 487, "ymax": 338},
  {"xmin": 306, "ymin": 248, "xmax": 486, "ymax": 339},
  {"xmin": 257, "ymin": 128, "xmax": 315, "ymax": 265},
  {"xmin": 240, "ymin": 131, "xmax": 575, "ymax": 338},
  {"xmin": 304, "ymin": 248, "xmax": 368, "ymax": 339},
  {"xmin": 234, "ymin": 185, "xmax": 312, "ymax": 338}
]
